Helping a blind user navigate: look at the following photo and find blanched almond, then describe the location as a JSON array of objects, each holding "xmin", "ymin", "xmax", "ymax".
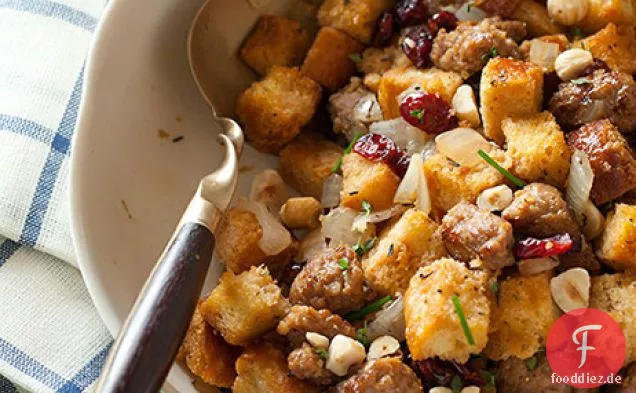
[
  {"xmin": 550, "ymin": 268, "xmax": 590, "ymax": 313},
  {"xmin": 555, "ymin": 49, "xmax": 593, "ymax": 81},
  {"xmin": 461, "ymin": 387, "xmax": 481, "ymax": 393},
  {"xmin": 367, "ymin": 335, "xmax": 400, "ymax": 361},
  {"xmin": 547, "ymin": 0, "xmax": 588, "ymax": 26},
  {"xmin": 452, "ymin": 85, "xmax": 480, "ymax": 127},
  {"xmin": 477, "ymin": 185, "xmax": 513, "ymax": 212},
  {"xmin": 429, "ymin": 388, "xmax": 453, "ymax": 393},
  {"xmin": 306, "ymin": 332, "xmax": 329, "ymax": 349},
  {"xmin": 326, "ymin": 334, "xmax": 366, "ymax": 376}
]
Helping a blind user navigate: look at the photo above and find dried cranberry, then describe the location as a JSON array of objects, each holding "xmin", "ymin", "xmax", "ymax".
[
  {"xmin": 516, "ymin": 233, "xmax": 574, "ymax": 259},
  {"xmin": 427, "ymin": 11, "xmax": 458, "ymax": 36},
  {"xmin": 395, "ymin": 0, "xmax": 428, "ymax": 27},
  {"xmin": 374, "ymin": 11, "xmax": 395, "ymax": 47},
  {"xmin": 413, "ymin": 358, "xmax": 487, "ymax": 389},
  {"xmin": 400, "ymin": 92, "xmax": 458, "ymax": 134},
  {"xmin": 579, "ymin": 58, "xmax": 611, "ymax": 77},
  {"xmin": 402, "ymin": 25, "xmax": 433, "ymax": 68},
  {"xmin": 352, "ymin": 133, "xmax": 410, "ymax": 177}
]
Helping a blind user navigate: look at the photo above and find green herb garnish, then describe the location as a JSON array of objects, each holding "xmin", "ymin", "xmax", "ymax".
[
  {"xmin": 573, "ymin": 27, "xmax": 583, "ymax": 39},
  {"xmin": 571, "ymin": 78, "xmax": 592, "ymax": 85},
  {"xmin": 332, "ymin": 132, "xmax": 364, "ymax": 173},
  {"xmin": 525, "ymin": 356, "xmax": 538, "ymax": 371},
  {"xmin": 451, "ymin": 375, "xmax": 463, "ymax": 393},
  {"xmin": 387, "ymin": 243, "xmax": 394, "ymax": 257},
  {"xmin": 346, "ymin": 295, "xmax": 393, "ymax": 322},
  {"xmin": 356, "ymin": 326, "xmax": 371, "ymax": 346},
  {"xmin": 466, "ymin": 2, "xmax": 473, "ymax": 12},
  {"xmin": 348, "ymin": 53, "xmax": 362, "ymax": 64},
  {"xmin": 478, "ymin": 149, "xmax": 527, "ymax": 188},
  {"xmin": 338, "ymin": 257, "xmax": 349, "ymax": 271},
  {"xmin": 353, "ymin": 237, "xmax": 377, "ymax": 257},
  {"xmin": 482, "ymin": 370, "xmax": 496, "ymax": 390},
  {"xmin": 482, "ymin": 47, "xmax": 499, "ymax": 62},
  {"xmin": 315, "ymin": 348, "xmax": 329, "ymax": 360},
  {"xmin": 490, "ymin": 280, "xmax": 500, "ymax": 305},
  {"xmin": 361, "ymin": 200, "xmax": 373, "ymax": 215},
  {"xmin": 410, "ymin": 109, "xmax": 424, "ymax": 124},
  {"xmin": 452, "ymin": 294, "xmax": 475, "ymax": 345}
]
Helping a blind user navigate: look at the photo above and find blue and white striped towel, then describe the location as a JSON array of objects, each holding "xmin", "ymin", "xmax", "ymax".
[{"xmin": 0, "ymin": 0, "xmax": 114, "ymax": 391}]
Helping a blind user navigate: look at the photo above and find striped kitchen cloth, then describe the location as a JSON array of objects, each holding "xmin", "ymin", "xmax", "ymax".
[{"xmin": 0, "ymin": 0, "xmax": 114, "ymax": 391}]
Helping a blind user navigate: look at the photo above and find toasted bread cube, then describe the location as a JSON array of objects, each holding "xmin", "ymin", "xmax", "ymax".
[
  {"xmin": 201, "ymin": 266, "xmax": 289, "ymax": 346},
  {"xmin": 378, "ymin": 67, "xmax": 463, "ymax": 119},
  {"xmin": 279, "ymin": 134, "xmax": 343, "ymax": 199},
  {"xmin": 363, "ymin": 209, "xmax": 446, "ymax": 296},
  {"xmin": 236, "ymin": 66, "xmax": 321, "ymax": 153},
  {"xmin": 580, "ymin": 24, "xmax": 636, "ymax": 75},
  {"xmin": 590, "ymin": 273, "xmax": 636, "ymax": 364},
  {"xmin": 597, "ymin": 204, "xmax": 636, "ymax": 271},
  {"xmin": 485, "ymin": 273, "xmax": 559, "ymax": 360},
  {"xmin": 180, "ymin": 303, "xmax": 241, "ymax": 387},
  {"xmin": 424, "ymin": 150, "xmax": 511, "ymax": 213},
  {"xmin": 240, "ymin": 15, "xmax": 312, "ymax": 76},
  {"xmin": 301, "ymin": 27, "xmax": 365, "ymax": 91},
  {"xmin": 216, "ymin": 208, "xmax": 296, "ymax": 274},
  {"xmin": 280, "ymin": 197, "xmax": 322, "ymax": 229},
  {"xmin": 233, "ymin": 343, "xmax": 320, "ymax": 393},
  {"xmin": 358, "ymin": 45, "xmax": 404, "ymax": 75},
  {"xmin": 317, "ymin": 0, "xmax": 394, "ymax": 44},
  {"xmin": 341, "ymin": 153, "xmax": 400, "ymax": 211},
  {"xmin": 510, "ymin": 0, "xmax": 564, "ymax": 37},
  {"xmin": 480, "ymin": 58, "xmax": 543, "ymax": 145},
  {"xmin": 405, "ymin": 258, "xmax": 490, "ymax": 363},
  {"xmin": 503, "ymin": 112, "xmax": 571, "ymax": 187},
  {"xmin": 579, "ymin": 0, "xmax": 635, "ymax": 33}
]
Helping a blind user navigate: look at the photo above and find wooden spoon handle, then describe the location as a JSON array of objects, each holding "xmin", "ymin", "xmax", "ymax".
[{"xmin": 96, "ymin": 221, "xmax": 215, "ymax": 393}]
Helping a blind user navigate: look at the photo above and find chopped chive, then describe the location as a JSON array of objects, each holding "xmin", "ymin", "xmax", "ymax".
[
  {"xmin": 356, "ymin": 326, "xmax": 371, "ymax": 346},
  {"xmin": 332, "ymin": 132, "xmax": 364, "ymax": 173},
  {"xmin": 348, "ymin": 53, "xmax": 362, "ymax": 64},
  {"xmin": 466, "ymin": 1, "xmax": 472, "ymax": 12},
  {"xmin": 387, "ymin": 243, "xmax": 394, "ymax": 257},
  {"xmin": 481, "ymin": 47, "xmax": 499, "ymax": 62},
  {"xmin": 451, "ymin": 375, "xmax": 463, "ymax": 393},
  {"xmin": 353, "ymin": 237, "xmax": 377, "ymax": 257},
  {"xmin": 478, "ymin": 149, "xmax": 526, "ymax": 188},
  {"xmin": 571, "ymin": 78, "xmax": 592, "ymax": 85},
  {"xmin": 410, "ymin": 109, "xmax": 424, "ymax": 124},
  {"xmin": 172, "ymin": 136, "xmax": 184, "ymax": 143},
  {"xmin": 338, "ymin": 257, "xmax": 349, "ymax": 271},
  {"xmin": 361, "ymin": 200, "xmax": 373, "ymax": 215},
  {"xmin": 346, "ymin": 295, "xmax": 393, "ymax": 322},
  {"xmin": 482, "ymin": 370, "xmax": 496, "ymax": 389},
  {"xmin": 573, "ymin": 27, "xmax": 583, "ymax": 39},
  {"xmin": 452, "ymin": 294, "xmax": 475, "ymax": 345},
  {"xmin": 315, "ymin": 348, "xmax": 329, "ymax": 360},
  {"xmin": 490, "ymin": 280, "xmax": 500, "ymax": 305},
  {"xmin": 525, "ymin": 355, "xmax": 538, "ymax": 371}
]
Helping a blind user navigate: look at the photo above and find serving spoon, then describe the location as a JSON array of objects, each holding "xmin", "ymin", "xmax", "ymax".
[{"xmin": 94, "ymin": 0, "xmax": 245, "ymax": 391}]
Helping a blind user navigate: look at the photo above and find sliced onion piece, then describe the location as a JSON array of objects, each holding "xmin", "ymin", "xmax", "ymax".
[
  {"xmin": 321, "ymin": 173, "xmax": 343, "ymax": 209},
  {"xmin": 369, "ymin": 118, "xmax": 431, "ymax": 154},
  {"xmin": 367, "ymin": 297, "xmax": 405, "ymax": 342},
  {"xmin": 249, "ymin": 169, "xmax": 288, "ymax": 212},
  {"xmin": 582, "ymin": 200, "xmax": 605, "ymax": 239},
  {"xmin": 237, "ymin": 198, "xmax": 292, "ymax": 256},
  {"xmin": 394, "ymin": 154, "xmax": 420, "ymax": 204},
  {"xmin": 566, "ymin": 149, "xmax": 594, "ymax": 224},
  {"xmin": 320, "ymin": 207, "xmax": 359, "ymax": 246},
  {"xmin": 420, "ymin": 140, "xmax": 438, "ymax": 162},
  {"xmin": 353, "ymin": 94, "xmax": 384, "ymax": 123},
  {"xmin": 352, "ymin": 205, "xmax": 408, "ymax": 233},
  {"xmin": 528, "ymin": 40, "xmax": 560, "ymax": 72},
  {"xmin": 435, "ymin": 128, "xmax": 492, "ymax": 168},
  {"xmin": 414, "ymin": 154, "xmax": 431, "ymax": 214},
  {"xmin": 297, "ymin": 228, "xmax": 328, "ymax": 263},
  {"xmin": 518, "ymin": 257, "xmax": 560, "ymax": 276},
  {"xmin": 580, "ymin": 100, "xmax": 605, "ymax": 124},
  {"xmin": 454, "ymin": 2, "xmax": 488, "ymax": 21}
]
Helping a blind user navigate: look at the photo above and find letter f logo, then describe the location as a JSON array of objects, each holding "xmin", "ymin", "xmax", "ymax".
[{"xmin": 572, "ymin": 324, "xmax": 602, "ymax": 368}]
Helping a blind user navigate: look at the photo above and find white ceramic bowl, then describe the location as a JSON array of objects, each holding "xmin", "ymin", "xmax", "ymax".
[{"xmin": 70, "ymin": 0, "xmax": 300, "ymax": 391}]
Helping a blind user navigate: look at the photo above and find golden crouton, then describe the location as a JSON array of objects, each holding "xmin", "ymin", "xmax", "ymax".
[
  {"xmin": 180, "ymin": 304, "xmax": 241, "ymax": 387},
  {"xmin": 301, "ymin": 27, "xmax": 365, "ymax": 91},
  {"xmin": 510, "ymin": 0, "xmax": 564, "ymax": 37},
  {"xmin": 363, "ymin": 208, "xmax": 447, "ymax": 296},
  {"xmin": 378, "ymin": 67, "xmax": 463, "ymax": 119},
  {"xmin": 279, "ymin": 134, "xmax": 343, "ymax": 199},
  {"xmin": 280, "ymin": 197, "xmax": 322, "ymax": 229},
  {"xmin": 405, "ymin": 258, "xmax": 490, "ymax": 363},
  {"xmin": 579, "ymin": 24, "xmax": 636, "ymax": 75},
  {"xmin": 216, "ymin": 208, "xmax": 296, "ymax": 274},
  {"xmin": 596, "ymin": 204, "xmax": 636, "ymax": 271},
  {"xmin": 590, "ymin": 273, "xmax": 636, "ymax": 364},
  {"xmin": 423, "ymin": 150, "xmax": 511, "ymax": 213},
  {"xmin": 233, "ymin": 343, "xmax": 320, "ymax": 393},
  {"xmin": 240, "ymin": 15, "xmax": 312, "ymax": 76},
  {"xmin": 317, "ymin": 0, "xmax": 395, "ymax": 44},
  {"xmin": 200, "ymin": 266, "xmax": 289, "ymax": 346},
  {"xmin": 341, "ymin": 152, "xmax": 400, "ymax": 211},
  {"xmin": 485, "ymin": 273, "xmax": 559, "ymax": 360},
  {"xmin": 480, "ymin": 58, "xmax": 543, "ymax": 145},
  {"xmin": 503, "ymin": 112, "xmax": 571, "ymax": 187},
  {"xmin": 236, "ymin": 66, "xmax": 321, "ymax": 153},
  {"xmin": 579, "ymin": 0, "xmax": 636, "ymax": 33}
]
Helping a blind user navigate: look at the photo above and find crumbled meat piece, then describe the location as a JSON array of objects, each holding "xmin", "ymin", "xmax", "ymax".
[
  {"xmin": 288, "ymin": 343, "xmax": 337, "ymax": 385},
  {"xmin": 328, "ymin": 78, "xmax": 372, "ymax": 141},
  {"xmin": 441, "ymin": 202, "xmax": 515, "ymax": 270},
  {"xmin": 567, "ymin": 119, "xmax": 636, "ymax": 205},
  {"xmin": 277, "ymin": 305, "xmax": 356, "ymax": 347},
  {"xmin": 290, "ymin": 247, "xmax": 367, "ymax": 314},
  {"xmin": 558, "ymin": 240, "xmax": 601, "ymax": 273},
  {"xmin": 474, "ymin": 0, "xmax": 523, "ymax": 18},
  {"xmin": 334, "ymin": 358, "xmax": 423, "ymax": 393},
  {"xmin": 502, "ymin": 183, "xmax": 582, "ymax": 250},
  {"xmin": 431, "ymin": 17, "xmax": 526, "ymax": 78},
  {"xmin": 497, "ymin": 353, "xmax": 599, "ymax": 393},
  {"xmin": 549, "ymin": 70, "xmax": 636, "ymax": 134},
  {"xmin": 606, "ymin": 363, "xmax": 636, "ymax": 393}
]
